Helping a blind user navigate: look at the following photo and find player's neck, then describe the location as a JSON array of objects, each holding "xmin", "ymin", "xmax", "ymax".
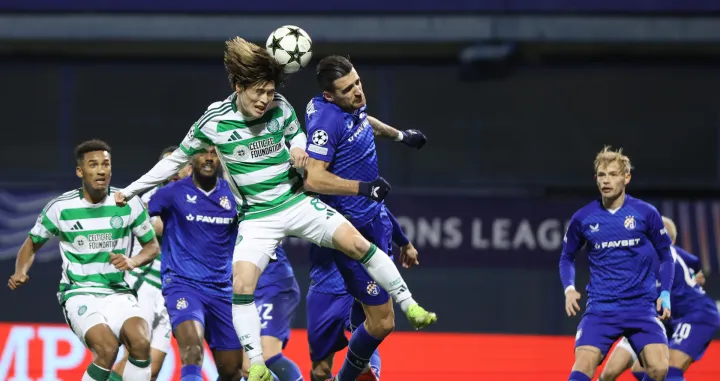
[
  {"xmin": 602, "ymin": 192, "xmax": 626, "ymax": 210},
  {"xmin": 81, "ymin": 186, "xmax": 107, "ymax": 204},
  {"xmin": 192, "ymin": 174, "xmax": 217, "ymax": 192}
]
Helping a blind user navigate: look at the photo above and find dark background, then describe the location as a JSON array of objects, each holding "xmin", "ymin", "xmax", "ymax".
[{"xmin": 1, "ymin": 0, "xmax": 720, "ymax": 340}]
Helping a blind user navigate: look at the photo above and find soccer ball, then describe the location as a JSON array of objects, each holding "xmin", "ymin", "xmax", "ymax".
[{"xmin": 266, "ymin": 25, "xmax": 313, "ymax": 74}]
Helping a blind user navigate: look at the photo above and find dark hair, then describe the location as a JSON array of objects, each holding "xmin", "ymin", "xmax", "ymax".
[
  {"xmin": 224, "ymin": 37, "xmax": 284, "ymax": 90},
  {"xmin": 159, "ymin": 145, "xmax": 178, "ymax": 160},
  {"xmin": 316, "ymin": 55, "xmax": 353, "ymax": 91},
  {"xmin": 75, "ymin": 139, "xmax": 111, "ymax": 163}
]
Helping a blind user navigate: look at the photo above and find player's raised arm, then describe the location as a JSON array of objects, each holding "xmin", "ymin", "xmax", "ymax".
[
  {"xmin": 559, "ymin": 214, "xmax": 585, "ymax": 316},
  {"xmin": 117, "ymin": 123, "xmax": 211, "ymax": 205},
  {"xmin": 648, "ymin": 209, "xmax": 674, "ymax": 319},
  {"xmin": 9, "ymin": 202, "xmax": 60, "ymax": 290},
  {"xmin": 367, "ymin": 115, "xmax": 427, "ymax": 149},
  {"xmin": 304, "ymin": 103, "xmax": 391, "ymax": 201}
]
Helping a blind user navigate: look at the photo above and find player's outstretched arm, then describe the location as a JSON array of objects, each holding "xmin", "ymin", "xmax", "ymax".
[
  {"xmin": 367, "ymin": 115, "xmax": 427, "ymax": 149},
  {"xmin": 117, "ymin": 148, "xmax": 191, "ymax": 205},
  {"xmin": 8, "ymin": 237, "xmax": 43, "ymax": 290},
  {"xmin": 304, "ymin": 158, "xmax": 391, "ymax": 201}
]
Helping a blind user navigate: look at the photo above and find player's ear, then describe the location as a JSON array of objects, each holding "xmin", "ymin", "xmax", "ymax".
[
  {"xmin": 624, "ymin": 172, "xmax": 631, "ymax": 185},
  {"xmin": 235, "ymin": 82, "xmax": 244, "ymax": 94},
  {"xmin": 322, "ymin": 90, "xmax": 333, "ymax": 102},
  {"xmin": 76, "ymin": 165, "xmax": 83, "ymax": 179}
]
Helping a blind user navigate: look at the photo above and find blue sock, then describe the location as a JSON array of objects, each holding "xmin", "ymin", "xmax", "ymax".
[
  {"xmin": 337, "ymin": 324, "xmax": 383, "ymax": 381},
  {"xmin": 632, "ymin": 372, "xmax": 647, "ymax": 381},
  {"xmin": 369, "ymin": 349, "xmax": 381, "ymax": 377},
  {"xmin": 642, "ymin": 375, "xmax": 660, "ymax": 381},
  {"xmin": 665, "ymin": 366, "xmax": 685, "ymax": 381},
  {"xmin": 181, "ymin": 364, "xmax": 203, "ymax": 381},
  {"xmin": 569, "ymin": 370, "xmax": 590, "ymax": 381},
  {"xmin": 266, "ymin": 353, "xmax": 303, "ymax": 381}
]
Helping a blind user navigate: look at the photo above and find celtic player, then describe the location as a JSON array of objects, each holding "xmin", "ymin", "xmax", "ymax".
[
  {"xmin": 8, "ymin": 139, "xmax": 160, "ymax": 381},
  {"xmin": 111, "ymin": 146, "xmax": 189, "ymax": 381},
  {"xmin": 114, "ymin": 37, "xmax": 435, "ymax": 381}
]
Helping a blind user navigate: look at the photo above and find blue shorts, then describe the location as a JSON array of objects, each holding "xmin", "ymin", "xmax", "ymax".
[
  {"xmin": 331, "ymin": 209, "xmax": 393, "ymax": 306},
  {"xmin": 575, "ymin": 311, "xmax": 668, "ymax": 355},
  {"xmin": 163, "ymin": 277, "xmax": 241, "ymax": 351},
  {"xmin": 306, "ymin": 291, "xmax": 355, "ymax": 362},
  {"xmin": 669, "ymin": 316, "xmax": 720, "ymax": 360},
  {"xmin": 255, "ymin": 277, "xmax": 301, "ymax": 349}
]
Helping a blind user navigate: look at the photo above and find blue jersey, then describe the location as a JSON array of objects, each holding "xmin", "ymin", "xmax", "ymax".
[
  {"xmin": 257, "ymin": 245, "xmax": 296, "ymax": 290},
  {"xmin": 148, "ymin": 176, "xmax": 238, "ymax": 296},
  {"xmin": 669, "ymin": 246, "xmax": 719, "ymax": 322},
  {"xmin": 559, "ymin": 195, "xmax": 674, "ymax": 313},
  {"xmin": 305, "ymin": 96, "xmax": 382, "ymax": 227}
]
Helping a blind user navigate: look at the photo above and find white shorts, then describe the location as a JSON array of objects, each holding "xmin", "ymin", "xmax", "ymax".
[
  {"xmin": 62, "ymin": 293, "xmax": 144, "ymax": 347},
  {"xmin": 616, "ymin": 337, "xmax": 639, "ymax": 362},
  {"xmin": 134, "ymin": 282, "xmax": 172, "ymax": 353},
  {"xmin": 233, "ymin": 195, "xmax": 347, "ymax": 267}
]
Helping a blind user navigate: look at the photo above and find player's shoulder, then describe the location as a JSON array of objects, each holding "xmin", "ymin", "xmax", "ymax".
[
  {"xmin": 271, "ymin": 93, "xmax": 294, "ymax": 110},
  {"xmin": 196, "ymin": 95, "xmax": 236, "ymax": 129},
  {"xmin": 306, "ymin": 96, "xmax": 344, "ymax": 128},
  {"xmin": 571, "ymin": 199, "xmax": 602, "ymax": 224},
  {"xmin": 625, "ymin": 195, "xmax": 660, "ymax": 216},
  {"xmin": 43, "ymin": 188, "xmax": 82, "ymax": 212}
]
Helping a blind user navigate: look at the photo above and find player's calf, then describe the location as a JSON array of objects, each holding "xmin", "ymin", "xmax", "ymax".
[
  {"xmin": 311, "ymin": 357, "xmax": 334, "ymax": 381},
  {"xmin": 119, "ymin": 316, "xmax": 153, "ymax": 380},
  {"xmin": 639, "ymin": 344, "xmax": 669, "ymax": 381}
]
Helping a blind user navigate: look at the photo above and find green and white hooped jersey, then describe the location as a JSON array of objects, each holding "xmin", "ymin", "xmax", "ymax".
[
  {"xmin": 28, "ymin": 187, "xmax": 155, "ymax": 304},
  {"xmin": 180, "ymin": 93, "xmax": 307, "ymax": 220},
  {"xmin": 128, "ymin": 187, "xmax": 162, "ymax": 290}
]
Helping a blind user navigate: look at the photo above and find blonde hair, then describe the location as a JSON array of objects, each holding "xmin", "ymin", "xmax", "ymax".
[
  {"xmin": 594, "ymin": 145, "xmax": 633, "ymax": 174},
  {"xmin": 223, "ymin": 37, "xmax": 284, "ymax": 90},
  {"xmin": 662, "ymin": 216, "xmax": 677, "ymax": 243}
]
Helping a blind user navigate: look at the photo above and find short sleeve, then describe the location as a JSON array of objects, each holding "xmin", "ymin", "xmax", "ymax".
[
  {"xmin": 128, "ymin": 197, "xmax": 155, "ymax": 244},
  {"xmin": 179, "ymin": 122, "xmax": 213, "ymax": 157},
  {"xmin": 28, "ymin": 200, "xmax": 61, "ymax": 244},
  {"xmin": 305, "ymin": 104, "xmax": 343, "ymax": 162}
]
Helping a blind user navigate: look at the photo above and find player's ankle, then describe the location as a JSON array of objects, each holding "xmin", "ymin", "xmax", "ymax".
[{"xmin": 398, "ymin": 298, "xmax": 417, "ymax": 313}]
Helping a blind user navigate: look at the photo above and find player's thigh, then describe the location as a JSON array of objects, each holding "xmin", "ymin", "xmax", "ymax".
[
  {"xmin": 333, "ymin": 252, "xmax": 391, "ymax": 307},
  {"xmin": 62, "ymin": 294, "xmax": 113, "ymax": 348},
  {"xmin": 233, "ymin": 219, "xmax": 283, "ymax": 289},
  {"xmin": 212, "ymin": 349, "xmax": 243, "ymax": 381},
  {"xmin": 285, "ymin": 196, "xmax": 349, "ymax": 250},
  {"xmin": 84, "ymin": 324, "xmax": 121, "ymax": 366},
  {"xmin": 600, "ymin": 337, "xmax": 637, "ymax": 381},
  {"xmin": 103, "ymin": 293, "xmax": 148, "ymax": 346},
  {"xmin": 306, "ymin": 291, "xmax": 354, "ymax": 362},
  {"xmin": 573, "ymin": 314, "xmax": 622, "ymax": 371},
  {"xmin": 256, "ymin": 283, "xmax": 301, "ymax": 351},
  {"xmin": 638, "ymin": 343, "xmax": 669, "ymax": 374},
  {"xmin": 668, "ymin": 320, "xmax": 718, "ymax": 369},
  {"xmin": 203, "ymin": 294, "xmax": 243, "ymax": 352},
  {"xmin": 626, "ymin": 315, "xmax": 669, "ymax": 365},
  {"xmin": 163, "ymin": 281, "xmax": 206, "ymax": 335}
]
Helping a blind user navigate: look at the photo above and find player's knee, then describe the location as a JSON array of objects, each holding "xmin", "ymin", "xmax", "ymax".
[
  {"xmin": 365, "ymin": 309, "xmax": 395, "ymax": 338},
  {"xmin": 179, "ymin": 344, "xmax": 204, "ymax": 366},
  {"xmin": 216, "ymin": 364, "xmax": 241, "ymax": 381},
  {"xmin": 311, "ymin": 361, "xmax": 332, "ymax": 380},
  {"xmin": 125, "ymin": 334, "xmax": 151, "ymax": 360},
  {"xmin": 644, "ymin": 359, "xmax": 668, "ymax": 381},
  {"xmin": 93, "ymin": 341, "xmax": 120, "ymax": 366}
]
